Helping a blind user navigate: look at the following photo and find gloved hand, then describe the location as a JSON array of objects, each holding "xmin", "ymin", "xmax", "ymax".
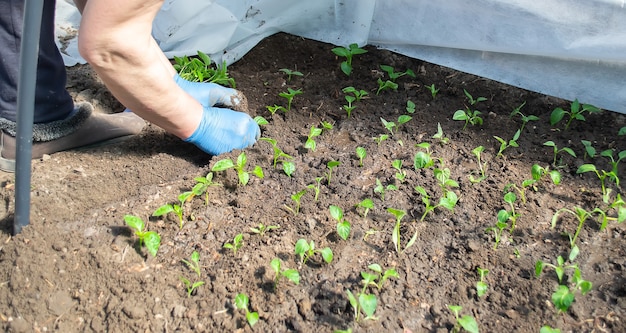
[
  {"xmin": 174, "ymin": 74, "xmax": 248, "ymax": 112},
  {"xmin": 184, "ymin": 106, "xmax": 260, "ymax": 155}
]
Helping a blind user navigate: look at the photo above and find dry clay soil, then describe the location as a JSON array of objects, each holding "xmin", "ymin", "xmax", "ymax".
[{"xmin": 0, "ymin": 33, "xmax": 624, "ymax": 333}]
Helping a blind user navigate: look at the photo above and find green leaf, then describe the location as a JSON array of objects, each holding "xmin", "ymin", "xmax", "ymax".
[
  {"xmin": 143, "ymin": 231, "xmax": 161, "ymax": 257},
  {"xmin": 254, "ymin": 116, "xmax": 268, "ymax": 125},
  {"xmin": 294, "ymin": 239, "xmax": 310, "ymax": 257},
  {"xmin": 458, "ymin": 315, "xmax": 479, "ymax": 333},
  {"xmin": 320, "ymin": 247, "xmax": 333, "ymax": 264},
  {"xmin": 239, "ymin": 172, "xmax": 250, "ymax": 186},
  {"xmin": 453, "ymin": 110, "xmax": 468, "ymax": 121},
  {"xmin": 212, "ymin": 159, "xmax": 235, "ymax": 171},
  {"xmin": 576, "ymin": 164, "xmax": 597, "ymax": 173},
  {"xmin": 413, "ymin": 151, "xmax": 432, "ymax": 169},
  {"xmin": 535, "ymin": 260, "xmax": 545, "ymax": 277},
  {"xmin": 340, "ymin": 62, "xmax": 352, "ymax": 75},
  {"xmin": 497, "ymin": 209, "xmax": 510, "ymax": 224},
  {"xmin": 392, "ymin": 221, "xmax": 400, "ymax": 253},
  {"xmin": 540, "ymin": 326, "xmax": 561, "ymax": 333},
  {"xmin": 234, "ymin": 293, "xmax": 249, "ymax": 310},
  {"xmin": 359, "ymin": 293, "xmax": 377, "ymax": 318},
  {"xmin": 270, "ymin": 258, "xmax": 281, "ymax": 274},
  {"xmin": 550, "ymin": 108, "xmax": 566, "ymax": 126},
  {"xmin": 282, "ymin": 269, "xmax": 300, "ymax": 285},
  {"xmin": 252, "ymin": 165, "xmax": 264, "ymax": 179},
  {"xmin": 476, "ymin": 281, "xmax": 488, "ymax": 297},
  {"xmin": 329, "ymin": 205, "xmax": 344, "ymax": 221},
  {"xmin": 337, "ymin": 221, "xmax": 351, "ymax": 240},
  {"xmin": 282, "ymin": 162, "xmax": 295, "ymax": 177},
  {"xmin": 152, "ymin": 204, "xmax": 174, "ymax": 217},
  {"xmin": 552, "ymin": 285, "xmax": 574, "ymax": 312},
  {"xmin": 331, "ymin": 47, "xmax": 350, "ymax": 57},
  {"xmin": 549, "ymin": 170, "xmax": 561, "ymax": 185},
  {"xmin": 124, "ymin": 215, "xmax": 144, "ymax": 232},
  {"xmin": 246, "ymin": 311, "xmax": 259, "ymax": 327}
]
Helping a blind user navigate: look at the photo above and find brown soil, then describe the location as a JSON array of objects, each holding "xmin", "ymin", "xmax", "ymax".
[{"xmin": 0, "ymin": 33, "xmax": 624, "ymax": 333}]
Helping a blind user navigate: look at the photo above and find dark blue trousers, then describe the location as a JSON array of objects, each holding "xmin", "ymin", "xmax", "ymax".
[{"xmin": 0, "ymin": 0, "xmax": 73, "ymax": 124}]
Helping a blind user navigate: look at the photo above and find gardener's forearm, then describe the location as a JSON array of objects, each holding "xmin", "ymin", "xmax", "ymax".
[{"xmin": 77, "ymin": 0, "xmax": 200, "ymax": 139}]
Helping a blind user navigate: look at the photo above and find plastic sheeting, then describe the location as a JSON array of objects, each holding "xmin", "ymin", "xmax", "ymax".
[{"xmin": 55, "ymin": 0, "xmax": 626, "ymax": 113}]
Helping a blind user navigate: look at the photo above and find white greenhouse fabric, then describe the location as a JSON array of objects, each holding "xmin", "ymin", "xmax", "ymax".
[{"xmin": 55, "ymin": 0, "xmax": 626, "ymax": 113}]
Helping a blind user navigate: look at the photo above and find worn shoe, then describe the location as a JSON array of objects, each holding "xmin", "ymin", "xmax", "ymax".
[{"xmin": 0, "ymin": 103, "xmax": 145, "ymax": 172}]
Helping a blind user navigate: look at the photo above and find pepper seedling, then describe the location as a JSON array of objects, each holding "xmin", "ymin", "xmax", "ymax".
[
  {"xmin": 447, "ymin": 305, "xmax": 479, "ymax": 333},
  {"xmin": 405, "ymin": 100, "xmax": 416, "ymax": 114},
  {"xmin": 294, "ymin": 238, "xmax": 333, "ymax": 265},
  {"xmin": 191, "ymin": 172, "xmax": 221, "ymax": 206},
  {"xmin": 343, "ymin": 95, "xmax": 356, "ymax": 118},
  {"xmin": 500, "ymin": 188, "xmax": 520, "ymax": 232},
  {"xmin": 550, "ymin": 99, "xmax": 601, "ymax": 130},
  {"xmin": 270, "ymin": 258, "xmax": 300, "ymax": 289},
  {"xmin": 379, "ymin": 65, "xmax": 415, "ymax": 82},
  {"xmin": 174, "ymin": 51, "xmax": 236, "ymax": 87},
  {"xmin": 476, "ymin": 267, "xmax": 489, "ymax": 297},
  {"xmin": 392, "ymin": 159, "xmax": 406, "ymax": 183},
  {"xmin": 362, "ymin": 264, "xmax": 399, "ymax": 291},
  {"xmin": 414, "ymin": 142, "xmax": 436, "ymax": 169},
  {"xmin": 331, "ymin": 43, "xmax": 368, "ymax": 76},
  {"xmin": 543, "ymin": 141, "xmax": 576, "ymax": 168},
  {"xmin": 485, "ymin": 214, "xmax": 508, "ymax": 250},
  {"xmin": 279, "ymin": 68, "xmax": 303, "ymax": 81},
  {"xmin": 432, "ymin": 122, "xmax": 449, "ymax": 144},
  {"xmin": 153, "ymin": 191, "xmax": 193, "ymax": 229},
  {"xmin": 260, "ymin": 137, "xmax": 293, "ymax": 169},
  {"xmin": 509, "ymin": 101, "xmax": 539, "ymax": 132},
  {"xmin": 266, "ymin": 104, "xmax": 287, "ymax": 115},
  {"xmin": 180, "ymin": 251, "xmax": 205, "ymax": 297},
  {"xmin": 581, "ymin": 140, "xmax": 596, "ymax": 159},
  {"xmin": 576, "ymin": 164, "xmax": 616, "ymax": 203},
  {"xmin": 124, "ymin": 215, "xmax": 161, "ymax": 257},
  {"xmin": 434, "ymin": 167, "xmax": 459, "ymax": 194},
  {"xmin": 249, "ymin": 223, "xmax": 280, "ymax": 237},
  {"xmin": 279, "ymin": 88, "xmax": 302, "ymax": 111},
  {"xmin": 285, "ymin": 189, "xmax": 307, "ymax": 216},
  {"xmin": 234, "ymin": 293, "xmax": 259, "ymax": 328},
  {"xmin": 453, "ymin": 89, "xmax": 486, "ymax": 130},
  {"xmin": 536, "ymin": 255, "xmax": 593, "ymax": 313},
  {"xmin": 355, "ymin": 146, "xmax": 366, "ymax": 167},
  {"xmin": 388, "ymin": 208, "xmax": 417, "ymax": 254},
  {"xmin": 494, "ymin": 129, "xmax": 521, "ymax": 158},
  {"xmin": 469, "ymin": 146, "xmax": 487, "ymax": 183},
  {"xmin": 306, "ymin": 177, "xmax": 323, "ymax": 201},
  {"xmin": 374, "ymin": 178, "xmax": 397, "ymax": 201},
  {"xmin": 223, "ymin": 233, "xmax": 244, "ymax": 255},
  {"xmin": 305, "ymin": 125, "xmax": 323, "ymax": 151},
  {"xmin": 326, "ymin": 160, "xmax": 341, "ymax": 185},
  {"xmin": 330, "ymin": 205, "xmax": 351, "ymax": 240},
  {"xmin": 425, "ymin": 83, "xmax": 440, "ymax": 100},
  {"xmin": 356, "ymin": 198, "xmax": 374, "ymax": 219},
  {"xmin": 212, "ymin": 152, "xmax": 264, "ymax": 186},
  {"xmin": 342, "ymin": 86, "xmax": 368, "ymax": 102},
  {"xmin": 376, "ymin": 78, "xmax": 399, "ymax": 95},
  {"xmin": 373, "ymin": 134, "xmax": 389, "ymax": 146},
  {"xmin": 414, "ymin": 185, "xmax": 458, "ymax": 221}
]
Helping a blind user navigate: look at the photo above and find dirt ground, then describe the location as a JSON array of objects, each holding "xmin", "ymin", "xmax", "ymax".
[{"xmin": 0, "ymin": 33, "xmax": 624, "ymax": 333}]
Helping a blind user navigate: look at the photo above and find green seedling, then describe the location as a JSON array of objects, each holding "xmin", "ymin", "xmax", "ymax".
[
  {"xmin": 373, "ymin": 134, "xmax": 389, "ymax": 145},
  {"xmin": 174, "ymin": 51, "xmax": 235, "ymax": 87},
  {"xmin": 279, "ymin": 88, "xmax": 302, "ymax": 111},
  {"xmin": 576, "ymin": 164, "xmax": 616, "ymax": 203},
  {"xmin": 406, "ymin": 100, "xmax": 416, "ymax": 114},
  {"xmin": 330, "ymin": 205, "xmax": 351, "ymax": 240},
  {"xmin": 260, "ymin": 137, "xmax": 293, "ymax": 169},
  {"xmin": 346, "ymin": 289, "xmax": 378, "ymax": 321},
  {"xmin": 223, "ymin": 233, "xmax": 244, "ymax": 255},
  {"xmin": 581, "ymin": 140, "xmax": 596, "ymax": 159},
  {"xmin": 381, "ymin": 115, "xmax": 412, "ymax": 135},
  {"xmin": 485, "ymin": 214, "xmax": 508, "ymax": 250},
  {"xmin": 234, "ymin": 293, "xmax": 259, "ymax": 328},
  {"xmin": 540, "ymin": 326, "xmax": 561, "ymax": 333},
  {"xmin": 376, "ymin": 78, "xmax": 399, "ymax": 95},
  {"xmin": 543, "ymin": 141, "xmax": 576, "ymax": 168},
  {"xmin": 343, "ymin": 95, "xmax": 357, "ymax": 118},
  {"xmin": 282, "ymin": 161, "xmax": 296, "ymax": 178},
  {"xmin": 249, "ymin": 223, "xmax": 280, "ymax": 237},
  {"xmin": 180, "ymin": 251, "xmax": 205, "ymax": 297},
  {"xmin": 389, "ymin": 208, "xmax": 417, "ymax": 254},
  {"xmin": 453, "ymin": 89, "xmax": 486, "ymax": 130},
  {"xmin": 500, "ymin": 188, "xmax": 520, "ymax": 232},
  {"xmin": 469, "ymin": 146, "xmax": 487, "ymax": 183},
  {"xmin": 600, "ymin": 148, "xmax": 626, "ymax": 181},
  {"xmin": 509, "ymin": 101, "xmax": 538, "ymax": 132},
  {"xmin": 476, "ymin": 267, "xmax": 489, "ymax": 297},
  {"xmin": 392, "ymin": 159, "xmax": 407, "ymax": 183},
  {"xmin": 374, "ymin": 178, "xmax": 397, "ymax": 201},
  {"xmin": 414, "ymin": 142, "xmax": 436, "ymax": 169},
  {"xmin": 356, "ymin": 198, "xmax": 374, "ymax": 219},
  {"xmin": 153, "ymin": 191, "xmax": 193, "ymax": 229},
  {"xmin": 123, "ymin": 215, "xmax": 161, "ymax": 257},
  {"xmin": 494, "ymin": 129, "xmax": 521, "ymax": 158},
  {"xmin": 270, "ymin": 258, "xmax": 300, "ymax": 289},
  {"xmin": 305, "ymin": 126, "xmax": 323, "ymax": 151},
  {"xmin": 435, "ymin": 167, "xmax": 459, "ymax": 193},
  {"xmin": 620, "ymin": 127, "xmax": 626, "ymax": 136},
  {"xmin": 326, "ymin": 160, "xmax": 341, "ymax": 185},
  {"xmin": 285, "ymin": 189, "xmax": 307, "ymax": 216},
  {"xmin": 432, "ymin": 122, "xmax": 449, "ymax": 144},
  {"xmin": 321, "ymin": 120, "xmax": 334, "ymax": 131},
  {"xmin": 552, "ymin": 206, "xmax": 602, "ymax": 251},
  {"xmin": 361, "ymin": 264, "xmax": 399, "ymax": 291},
  {"xmin": 294, "ymin": 238, "xmax": 333, "ymax": 265},
  {"xmin": 536, "ymin": 255, "xmax": 592, "ymax": 313},
  {"xmin": 266, "ymin": 104, "xmax": 287, "ymax": 115},
  {"xmin": 414, "ymin": 185, "xmax": 458, "ymax": 221},
  {"xmin": 447, "ymin": 305, "xmax": 479, "ymax": 333},
  {"xmin": 191, "ymin": 172, "xmax": 221, "ymax": 206},
  {"xmin": 342, "ymin": 86, "xmax": 368, "ymax": 102},
  {"xmin": 331, "ymin": 43, "xmax": 367, "ymax": 76},
  {"xmin": 212, "ymin": 152, "xmax": 264, "ymax": 186},
  {"xmin": 426, "ymin": 84, "xmax": 440, "ymax": 100},
  {"xmin": 550, "ymin": 99, "xmax": 601, "ymax": 130},
  {"xmin": 279, "ymin": 68, "xmax": 303, "ymax": 81},
  {"xmin": 379, "ymin": 65, "xmax": 415, "ymax": 82},
  {"xmin": 355, "ymin": 146, "xmax": 366, "ymax": 167},
  {"xmin": 254, "ymin": 116, "xmax": 269, "ymax": 126},
  {"xmin": 529, "ymin": 164, "xmax": 562, "ymax": 189},
  {"xmin": 307, "ymin": 177, "xmax": 323, "ymax": 201}
]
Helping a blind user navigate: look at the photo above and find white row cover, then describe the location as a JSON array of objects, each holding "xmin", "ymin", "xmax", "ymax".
[{"xmin": 56, "ymin": 0, "xmax": 626, "ymax": 113}]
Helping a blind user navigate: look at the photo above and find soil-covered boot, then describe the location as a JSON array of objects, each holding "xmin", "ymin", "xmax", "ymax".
[{"xmin": 0, "ymin": 102, "xmax": 145, "ymax": 172}]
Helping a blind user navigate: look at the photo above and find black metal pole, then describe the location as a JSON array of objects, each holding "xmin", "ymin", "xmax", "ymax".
[{"xmin": 14, "ymin": 0, "xmax": 44, "ymax": 235}]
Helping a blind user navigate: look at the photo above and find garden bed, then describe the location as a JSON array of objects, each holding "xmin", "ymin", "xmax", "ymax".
[{"xmin": 0, "ymin": 33, "xmax": 624, "ymax": 332}]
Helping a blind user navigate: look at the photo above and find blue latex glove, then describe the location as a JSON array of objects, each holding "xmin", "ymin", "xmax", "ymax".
[
  {"xmin": 184, "ymin": 106, "xmax": 260, "ymax": 155},
  {"xmin": 174, "ymin": 74, "xmax": 247, "ymax": 111}
]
